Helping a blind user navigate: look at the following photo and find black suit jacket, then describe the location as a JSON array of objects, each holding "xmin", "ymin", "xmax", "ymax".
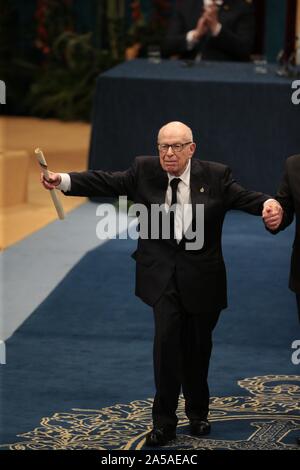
[
  {"xmin": 163, "ymin": 0, "xmax": 255, "ymax": 61},
  {"xmin": 64, "ymin": 157, "xmax": 268, "ymax": 313},
  {"xmin": 272, "ymin": 155, "xmax": 300, "ymax": 294}
]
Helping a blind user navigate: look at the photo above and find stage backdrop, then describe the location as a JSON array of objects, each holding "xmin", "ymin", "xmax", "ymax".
[{"xmin": 88, "ymin": 59, "xmax": 300, "ymax": 196}]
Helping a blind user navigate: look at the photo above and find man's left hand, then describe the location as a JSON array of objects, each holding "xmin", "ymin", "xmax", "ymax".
[{"xmin": 262, "ymin": 200, "xmax": 283, "ymax": 231}]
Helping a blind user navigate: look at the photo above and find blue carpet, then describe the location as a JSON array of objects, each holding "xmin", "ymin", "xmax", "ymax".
[{"xmin": 1, "ymin": 211, "xmax": 299, "ymax": 450}]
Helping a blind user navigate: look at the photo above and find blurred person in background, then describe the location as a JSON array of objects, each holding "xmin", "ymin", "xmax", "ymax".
[{"xmin": 163, "ymin": 0, "xmax": 255, "ymax": 61}]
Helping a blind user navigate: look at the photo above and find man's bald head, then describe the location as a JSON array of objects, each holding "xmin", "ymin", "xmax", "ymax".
[{"xmin": 158, "ymin": 121, "xmax": 193, "ymax": 143}]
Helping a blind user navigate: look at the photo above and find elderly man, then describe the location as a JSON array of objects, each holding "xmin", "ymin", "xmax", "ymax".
[
  {"xmin": 263, "ymin": 155, "xmax": 300, "ymax": 446},
  {"xmin": 163, "ymin": 0, "xmax": 255, "ymax": 61},
  {"xmin": 41, "ymin": 121, "xmax": 281, "ymax": 447}
]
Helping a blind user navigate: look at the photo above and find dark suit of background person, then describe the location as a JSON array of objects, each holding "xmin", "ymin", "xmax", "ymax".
[
  {"xmin": 163, "ymin": 0, "xmax": 255, "ymax": 61},
  {"xmin": 268, "ymin": 155, "xmax": 300, "ymax": 320},
  {"xmin": 266, "ymin": 155, "xmax": 300, "ymax": 447},
  {"xmin": 60, "ymin": 155, "xmax": 271, "ymax": 444}
]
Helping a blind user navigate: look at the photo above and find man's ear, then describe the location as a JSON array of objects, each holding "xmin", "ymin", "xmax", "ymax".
[{"xmin": 190, "ymin": 142, "xmax": 196, "ymax": 157}]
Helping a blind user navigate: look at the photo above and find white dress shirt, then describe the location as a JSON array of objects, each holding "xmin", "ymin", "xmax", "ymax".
[
  {"xmin": 166, "ymin": 159, "xmax": 193, "ymax": 242},
  {"xmin": 57, "ymin": 173, "xmax": 71, "ymax": 192}
]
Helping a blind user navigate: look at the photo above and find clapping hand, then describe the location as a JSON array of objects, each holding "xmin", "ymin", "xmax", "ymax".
[
  {"xmin": 203, "ymin": 2, "xmax": 220, "ymax": 34},
  {"xmin": 194, "ymin": 1, "xmax": 221, "ymax": 39},
  {"xmin": 194, "ymin": 15, "xmax": 209, "ymax": 40}
]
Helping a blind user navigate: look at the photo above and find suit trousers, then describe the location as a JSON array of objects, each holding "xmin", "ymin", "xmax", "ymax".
[{"xmin": 152, "ymin": 273, "xmax": 220, "ymax": 429}]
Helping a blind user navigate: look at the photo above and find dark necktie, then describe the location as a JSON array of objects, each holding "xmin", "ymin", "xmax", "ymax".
[{"xmin": 170, "ymin": 178, "xmax": 181, "ymax": 240}]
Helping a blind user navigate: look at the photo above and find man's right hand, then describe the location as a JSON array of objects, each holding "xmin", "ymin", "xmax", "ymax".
[{"xmin": 40, "ymin": 171, "xmax": 61, "ymax": 190}]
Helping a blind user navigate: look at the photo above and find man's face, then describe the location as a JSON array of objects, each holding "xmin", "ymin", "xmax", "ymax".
[{"xmin": 158, "ymin": 124, "xmax": 196, "ymax": 176}]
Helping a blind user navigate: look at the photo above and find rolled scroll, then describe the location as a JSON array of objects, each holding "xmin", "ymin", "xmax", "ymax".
[{"xmin": 35, "ymin": 148, "xmax": 65, "ymax": 220}]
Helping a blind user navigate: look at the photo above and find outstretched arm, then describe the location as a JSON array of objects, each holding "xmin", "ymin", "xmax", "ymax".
[
  {"xmin": 222, "ymin": 166, "xmax": 279, "ymax": 215},
  {"xmin": 41, "ymin": 160, "xmax": 138, "ymax": 201}
]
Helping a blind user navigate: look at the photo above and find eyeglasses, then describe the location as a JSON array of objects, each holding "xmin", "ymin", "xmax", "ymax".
[{"xmin": 157, "ymin": 142, "xmax": 192, "ymax": 153}]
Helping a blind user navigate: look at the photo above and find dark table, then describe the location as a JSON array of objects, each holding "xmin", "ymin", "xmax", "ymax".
[{"xmin": 88, "ymin": 59, "xmax": 300, "ymax": 194}]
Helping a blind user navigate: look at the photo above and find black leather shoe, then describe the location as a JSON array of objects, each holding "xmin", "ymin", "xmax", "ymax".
[
  {"xmin": 190, "ymin": 420, "xmax": 211, "ymax": 436},
  {"xmin": 145, "ymin": 427, "xmax": 176, "ymax": 447}
]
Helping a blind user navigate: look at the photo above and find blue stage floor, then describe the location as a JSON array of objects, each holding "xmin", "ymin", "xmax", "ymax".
[{"xmin": 1, "ymin": 208, "xmax": 299, "ymax": 450}]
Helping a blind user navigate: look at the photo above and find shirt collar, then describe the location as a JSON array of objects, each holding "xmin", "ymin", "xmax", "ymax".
[{"xmin": 168, "ymin": 159, "xmax": 191, "ymax": 187}]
